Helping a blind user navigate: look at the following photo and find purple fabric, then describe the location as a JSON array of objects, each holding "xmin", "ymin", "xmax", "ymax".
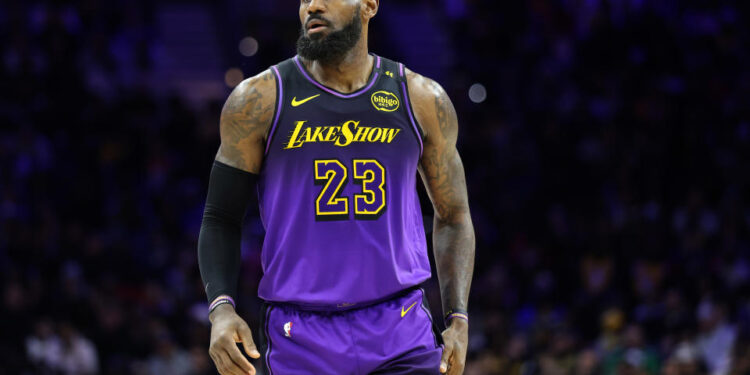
[
  {"xmin": 398, "ymin": 62, "xmax": 424, "ymax": 156},
  {"xmin": 263, "ymin": 289, "xmax": 442, "ymax": 374},
  {"xmin": 264, "ymin": 304, "xmax": 274, "ymax": 374},
  {"xmin": 265, "ymin": 66, "xmax": 284, "ymax": 155},
  {"xmin": 257, "ymin": 55, "xmax": 431, "ymax": 308},
  {"xmin": 401, "ymin": 81, "xmax": 424, "ymax": 156},
  {"xmin": 293, "ymin": 55, "xmax": 382, "ymax": 98}
]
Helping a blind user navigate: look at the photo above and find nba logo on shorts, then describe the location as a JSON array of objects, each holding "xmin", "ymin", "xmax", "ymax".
[{"xmin": 284, "ymin": 321, "xmax": 293, "ymax": 337}]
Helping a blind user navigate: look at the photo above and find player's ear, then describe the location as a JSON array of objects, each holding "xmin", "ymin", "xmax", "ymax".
[{"xmin": 361, "ymin": 0, "xmax": 378, "ymax": 20}]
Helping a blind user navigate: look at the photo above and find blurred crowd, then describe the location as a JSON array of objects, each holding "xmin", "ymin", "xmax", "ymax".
[{"xmin": 2, "ymin": 0, "xmax": 750, "ymax": 374}]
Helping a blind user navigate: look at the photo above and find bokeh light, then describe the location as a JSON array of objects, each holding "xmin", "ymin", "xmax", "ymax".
[
  {"xmin": 239, "ymin": 36, "xmax": 259, "ymax": 57},
  {"xmin": 224, "ymin": 68, "xmax": 244, "ymax": 87},
  {"xmin": 468, "ymin": 83, "xmax": 487, "ymax": 103}
]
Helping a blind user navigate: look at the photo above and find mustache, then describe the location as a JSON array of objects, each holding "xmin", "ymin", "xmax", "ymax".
[{"xmin": 305, "ymin": 14, "xmax": 332, "ymax": 29}]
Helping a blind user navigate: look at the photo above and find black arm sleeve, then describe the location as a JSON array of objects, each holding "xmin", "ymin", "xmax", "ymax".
[{"xmin": 197, "ymin": 160, "xmax": 258, "ymax": 303}]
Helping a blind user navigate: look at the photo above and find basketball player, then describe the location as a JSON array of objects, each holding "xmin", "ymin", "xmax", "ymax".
[{"xmin": 197, "ymin": 1, "xmax": 474, "ymax": 374}]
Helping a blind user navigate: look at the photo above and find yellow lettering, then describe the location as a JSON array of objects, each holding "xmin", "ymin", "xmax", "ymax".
[
  {"xmin": 381, "ymin": 128, "xmax": 401, "ymax": 143},
  {"xmin": 335, "ymin": 120, "xmax": 358, "ymax": 147},
  {"xmin": 324, "ymin": 126, "xmax": 339, "ymax": 142},
  {"xmin": 367, "ymin": 128, "xmax": 383, "ymax": 142},
  {"xmin": 311, "ymin": 127, "xmax": 326, "ymax": 142},
  {"xmin": 354, "ymin": 126, "xmax": 370, "ymax": 142},
  {"xmin": 302, "ymin": 127, "xmax": 313, "ymax": 143},
  {"xmin": 286, "ymin": 122, "xmax": 401, "ymax": 149},
  {"xmin": 284, "ymin": 121, "xmax": 306, "ymax": 149}
]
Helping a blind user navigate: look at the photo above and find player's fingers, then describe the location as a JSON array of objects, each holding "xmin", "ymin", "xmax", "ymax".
[
  {"xmin": 223, "ymin": 343, "xmax": 255, "ymax": 375},
  {"xmin": 210, "ymin": 340, "xmax": 234, "ymax": 375},
  {"xmin": 440, "ymin": 340, "xmax": 454, "ymax": 373},
  {"xmin": 210, "ymin": 349, "xmax": 234, "ymax": 375},
  {"xmin": 213, "ymin": 338, "xmax": 250, "ymax": 375},
  {"xmin": 447, "ymin": 340, "xmax": 467, "ymax": 375},
  {"xmin": 447, "ymin": 348, "xmax": 464, "ymax": 375},
  {"xmin": 237, "ymin": 322, "xmax": 261, "ymax": 359},
  {"xmin": 448, "ymin": 361, "xmax": 465, "ymax": 375},
  {"xmin": 208, "ymin": 351, "xmax": 221, "ymax": 373}
]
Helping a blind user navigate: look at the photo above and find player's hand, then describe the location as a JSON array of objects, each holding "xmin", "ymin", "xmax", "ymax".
[
  {"xmin": 440, "ymin": 319, "xmax": 468, "ymax": 375},
  {"xmin": 208, "ymin": 304, "xmax": 261, "ymax": 375}
]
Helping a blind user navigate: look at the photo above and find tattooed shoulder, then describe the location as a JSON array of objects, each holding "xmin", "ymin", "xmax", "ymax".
[
  {"xmin": 217, "ymin": 69, "xmax": 276, "ymax": 173},
  {"xmin": 405, "ymin": 68, "xmax": 458, "ymax": 144}
]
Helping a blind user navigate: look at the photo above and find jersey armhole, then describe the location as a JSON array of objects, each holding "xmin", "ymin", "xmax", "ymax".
[
  {"xmin": 398, "ymin": 63, "xmax": 425, "ymax": 158},
  {"xmin": 264, "ymin": 65, "xmax": 284, "ymax": 155}
]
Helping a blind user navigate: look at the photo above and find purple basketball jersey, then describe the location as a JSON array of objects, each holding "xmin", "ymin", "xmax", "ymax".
[{"xmin": 256, "ymin": 55, "xmax": 430, "ymax": 308}]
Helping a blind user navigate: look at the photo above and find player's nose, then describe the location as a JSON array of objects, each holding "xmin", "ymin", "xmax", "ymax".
[{"xmin": 306, "ymin": 0, "xmax": 327, "ymax": 14}]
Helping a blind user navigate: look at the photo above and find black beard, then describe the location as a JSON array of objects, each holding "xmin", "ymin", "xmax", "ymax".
[{"xmin": 296, "ymin": 9, "xmax": 361, "ymax": 63}]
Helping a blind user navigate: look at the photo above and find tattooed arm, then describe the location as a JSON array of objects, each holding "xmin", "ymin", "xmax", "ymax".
[
  {"xmin": 201, "ymin": 70, "xmax": 276, "ymax": 375},
  {"xmin": 407, "ymin": 69, "xmax": 475, "ymax": 375},
  {"xmin": 216, "ymin": 69, "xmax": 277, "ymax": 172}
]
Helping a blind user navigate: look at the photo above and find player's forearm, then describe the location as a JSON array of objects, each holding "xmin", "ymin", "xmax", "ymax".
[
  {"xmin": 197, "ymin": 160, "xmax": 257, "ymax": 302},
  {"xmin": 198, "ymin": 212, "xmax": 243, "ymax": 302},
  {"xmin": 433, "ymin": 211, "xmax": 475, "ymax": 316}
]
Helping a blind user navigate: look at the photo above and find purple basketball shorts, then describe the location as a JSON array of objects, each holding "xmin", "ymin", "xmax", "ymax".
[{"xmin": 257, "ymin": 288, "xmax": 444, "ymax": 374}]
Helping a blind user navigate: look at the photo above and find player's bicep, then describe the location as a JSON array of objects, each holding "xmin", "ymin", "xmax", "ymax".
[
  {"xmin": 419, "ymin": 143, "xmax": 470, "ymax": 223},
  {"xmin": 216, "ymin": 70, "xmax": 276, "ymax": 174},
  {"xmin": 408, "ymin": 72, "xmax": 469, "ymax": 222}
]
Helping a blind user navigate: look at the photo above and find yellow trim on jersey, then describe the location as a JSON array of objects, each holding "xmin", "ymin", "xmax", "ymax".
[
  {"xmin": 353, "ymin": 159, "xmax": 386, "ymax": 216},
  {"xmin": 314, "ymin": 160, "xmax": 348, "ymax": 216}
]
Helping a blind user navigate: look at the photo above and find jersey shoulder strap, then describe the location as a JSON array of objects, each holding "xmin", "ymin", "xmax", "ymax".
[
  {"xmin": 274, "ymin": 56, "xmax": 307, "ymax": 89},
  {"xmin": 379, "ymin": 56, "xmax": 426, "ymax": 142}
]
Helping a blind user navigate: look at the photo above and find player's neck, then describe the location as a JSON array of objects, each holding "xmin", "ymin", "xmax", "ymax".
[{"xmin": 302, "ymin": 39, "xmax": 373, "ymax": 94}]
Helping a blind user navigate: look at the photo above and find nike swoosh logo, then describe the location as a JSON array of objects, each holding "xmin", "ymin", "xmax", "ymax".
[
  {"xmin": 401, "ymin": 301, "xmax": 418, "ymax": 318},
  {"xmin": 291, "ymin": 94, "xmax": 320, "ymax": 107}
]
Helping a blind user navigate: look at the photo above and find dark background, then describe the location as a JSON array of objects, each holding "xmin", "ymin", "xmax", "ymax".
[{"xmin": 2, "ymin": 1, "xmax": 750, "ymax": 374}]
